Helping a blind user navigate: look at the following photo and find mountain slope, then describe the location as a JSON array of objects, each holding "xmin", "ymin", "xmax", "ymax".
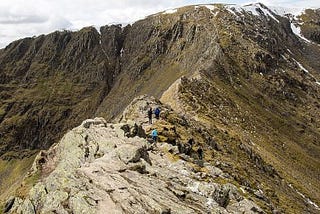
[
  {"xmin": 0, "ymin": 3, "xmax": 319, "ymax": 213},
  {"xmin": 0, "ymin": 26, "xmax": 124, "ymax": 159}
]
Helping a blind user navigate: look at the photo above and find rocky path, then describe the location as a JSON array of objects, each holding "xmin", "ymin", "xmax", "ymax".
[{"xmin": 6, "ymin": 97, "xmax": 263, "ymax": 213}]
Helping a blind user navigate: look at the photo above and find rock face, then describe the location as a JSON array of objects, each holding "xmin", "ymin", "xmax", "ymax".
[
  {"xmin": 7, "ymin": 117, "xmax": 263, "ymax": 214},
  {"xmin": 0, "ymin": 26, "xmax": 124, "ymax": 158}
]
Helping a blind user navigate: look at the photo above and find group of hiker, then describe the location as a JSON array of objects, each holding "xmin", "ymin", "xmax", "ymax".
[
  {"xmin": 147, "ymin": 105, "xmax": 161, "ymax": 144},
  {"xmin": 148, "ymin": 106, "xmax": 161, "ymax": 124},
  {"xmin": 146, "ymin": 104, "xmax": 203, "ymax": 160}
]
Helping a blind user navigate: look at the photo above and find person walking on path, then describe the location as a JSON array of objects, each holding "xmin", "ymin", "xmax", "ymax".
[
  {"xmin": 148, "ymin": 107, "xmax": 153, "ymax": 124},
  {"xmin": 154, "ymin": 107, "xmax": 160, "ymax": 120},
  {"xmin": 151, "ymin": 129, "xmax": 158, "ymax": 145}
]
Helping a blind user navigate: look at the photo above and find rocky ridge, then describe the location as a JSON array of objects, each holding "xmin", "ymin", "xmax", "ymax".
[
  {"xmin": 5, "ymin": 113, "xmax": 263, "ymax": 213},
  {"xmin": 4, "ymin": 95, "xmax": 318, "ymax": 213}
]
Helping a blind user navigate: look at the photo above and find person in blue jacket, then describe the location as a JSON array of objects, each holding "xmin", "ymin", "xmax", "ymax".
[
  {"xmin": 151, "ymin": 129, "xmax": 158, "ymax": 144},
  {"xmin": 154, "ymin": 107, "xmax": 160, "ymax": 119}
]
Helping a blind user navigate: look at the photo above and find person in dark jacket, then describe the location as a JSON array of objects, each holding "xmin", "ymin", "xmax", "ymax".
[
  {"xmin": 154, "ymin": 107, "xmax": 160, "ymax": 119},
  {"xmin": 148, "ymin": 107, "xmax": 153, "ymax": 124}
]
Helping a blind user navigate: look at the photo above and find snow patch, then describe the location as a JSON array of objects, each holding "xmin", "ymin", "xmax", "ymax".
[
  {"xmin": 281, "ymin": 55, "xmax": 287, "ymax": 60},
  {"xmin": 204, "ymin": 5, "xmax": 215, "ymax": 11},
  {"xmin": 226, "ymin": 4, "xmax": 279, "ymax": 22},
  {"xmin": 163, "ymin": 9, "xmax": 177, "ymax": 14},
  {"xmin": 226, "ymin": 5, "xmax": 245, "ymax": 16},
  {"xmin": 242, "ymin": 5, "xmax": 260, "ymax": 16},
  {"xmin": 120, "ymin": 48, "xmax": 124, "ymax": 57},
  {"xmin": 292, "ymin": 58, "xmax": 309, "ymax": 73},
  {"xmin": 259, "ymin": 7, "xmax": 279, "ymax": 22},
  {"xmin": 288, "ymin": 183, "xmax": 320, "ymax": 210},
  {"xmin": 195, "ymin": 5, "xmax": 219, "ymax": 16},
  {"xmin": 226, "ymin": 4, "xmax": 305, "ymax": 22},
  {"xmin": 269, "ymin": 6, "xmax": 303, "ymax": 17},
  {"xmin": 290, "ymin": 23, "xmax": 312, "ymax": 43},
  {"xmin": 227, "ymin": 8, "xmax": 238, "ymax": 16}
]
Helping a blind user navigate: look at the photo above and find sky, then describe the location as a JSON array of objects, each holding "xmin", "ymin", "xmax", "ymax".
[{"xmin": 0, "ymin": 0, "xmax": 319, "ymax": 48}]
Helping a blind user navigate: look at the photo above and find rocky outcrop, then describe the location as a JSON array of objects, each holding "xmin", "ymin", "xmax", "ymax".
[{"xmin": 7, "ymin": 117, "xmax": 262, "ymax": 214}]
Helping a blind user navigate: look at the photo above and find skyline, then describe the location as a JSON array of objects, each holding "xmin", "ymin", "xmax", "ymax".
[{"xmin": 0, "ymin": 0, "xmax": 319, "ymax": 48}]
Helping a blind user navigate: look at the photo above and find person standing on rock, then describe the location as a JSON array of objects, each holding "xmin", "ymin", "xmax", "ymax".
[
  {"xmin": 154, "ymin": 107, "xmax": 161, "ymax": 120},
  {"xmin": 148, "ymin": 107, "xmax": 153, "ymax": 124},
  {"xmin": 151, "ymin": 128, "xmax": 158, "ymax": 145}
]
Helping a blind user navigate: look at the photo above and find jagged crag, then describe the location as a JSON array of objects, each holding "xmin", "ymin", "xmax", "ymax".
[{"xmin": 0, "ymin": 3, "xmax": 319, "ymax": 213}]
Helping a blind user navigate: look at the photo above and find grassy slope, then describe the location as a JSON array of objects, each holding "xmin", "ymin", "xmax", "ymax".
[
  {"xmin": 96, "ymin": 62, "xmax": 188, "ymax": 120},
  {"xmin": 174, "ymin": 70, "xmax": 320, "ymax": 213},
  {"xmin": 0, "ymin": 153, "xmax": 38, "ymax": 210}
]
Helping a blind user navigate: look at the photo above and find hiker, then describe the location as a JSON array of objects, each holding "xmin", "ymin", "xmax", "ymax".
[
  {"xmin": 197, "ymin": 146, "xmax": 203, "ymax": 160},
  {"xmin": 151, "ymin": 129, "xmax": 158, "ymax": 144},
  {"xmin": 148, "ymin": 107, "xmax": 153, "ymax": 124},
  {"xmin": 154, "ymin": 107, "xmax": 160, "ymax": 119}
]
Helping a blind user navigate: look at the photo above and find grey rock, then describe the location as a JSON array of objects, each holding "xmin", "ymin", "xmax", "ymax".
[
  {"xmin": 212, "ymin": 184, "xmax": 231, "ymax": 207},
  {"xmin": 17, "ymin": 199, "xmax": 35, "ymax": 214},
  {"xmin": 227, "ymin": 199, "xmax": 264, "ymax": 214},
  {"xmin": 113, "ymin": 141, "xmax": 151, "ymax": 164},
  {"xmin": 205, "ymin": 165, "xmax": 224, "ymax": 178},
  {"xmin": 81, "ymin": 117, "xmax": 107, "ymax": 129},
  {"xmin": 120, "ymin": 120, "xmax": 146, "ymax": 138},
  {"xmin": 9, "ymin": 117, "xmax": 262, "ymax": 214}
]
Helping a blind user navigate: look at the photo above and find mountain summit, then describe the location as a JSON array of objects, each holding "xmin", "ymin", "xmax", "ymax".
[{"xmin": 0, "ymin": 3, "xmax": 319, "ymax": 213}]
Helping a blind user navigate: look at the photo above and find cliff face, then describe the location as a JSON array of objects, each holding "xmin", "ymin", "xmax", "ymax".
[
  {"xmin": 0, "ymin": 3, "xmax": 320, "ymax": 213},
  {"xmin": 0, "ymin": 26, "xmax": 124, "ymax": 158}
]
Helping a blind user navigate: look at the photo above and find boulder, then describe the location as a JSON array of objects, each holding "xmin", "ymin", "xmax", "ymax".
[{"xmin": 81, "ymin": 117, "xmax": 107, "ymax": 129}]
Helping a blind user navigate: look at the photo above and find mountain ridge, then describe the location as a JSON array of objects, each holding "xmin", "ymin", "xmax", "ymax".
[{"xmin": 0, "ymin": 3, "xmax": 319, "ymax": 213}]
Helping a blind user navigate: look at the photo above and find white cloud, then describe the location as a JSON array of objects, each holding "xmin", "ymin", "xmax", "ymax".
[{"xmin": 0, "ymin": 0, "xmax": 319, "ymax": 48}]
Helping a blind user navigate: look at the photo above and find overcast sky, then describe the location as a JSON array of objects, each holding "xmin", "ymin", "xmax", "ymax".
[{"xmin": 0, "ymin": 0, "xmax": 319, "ymax": 48}]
